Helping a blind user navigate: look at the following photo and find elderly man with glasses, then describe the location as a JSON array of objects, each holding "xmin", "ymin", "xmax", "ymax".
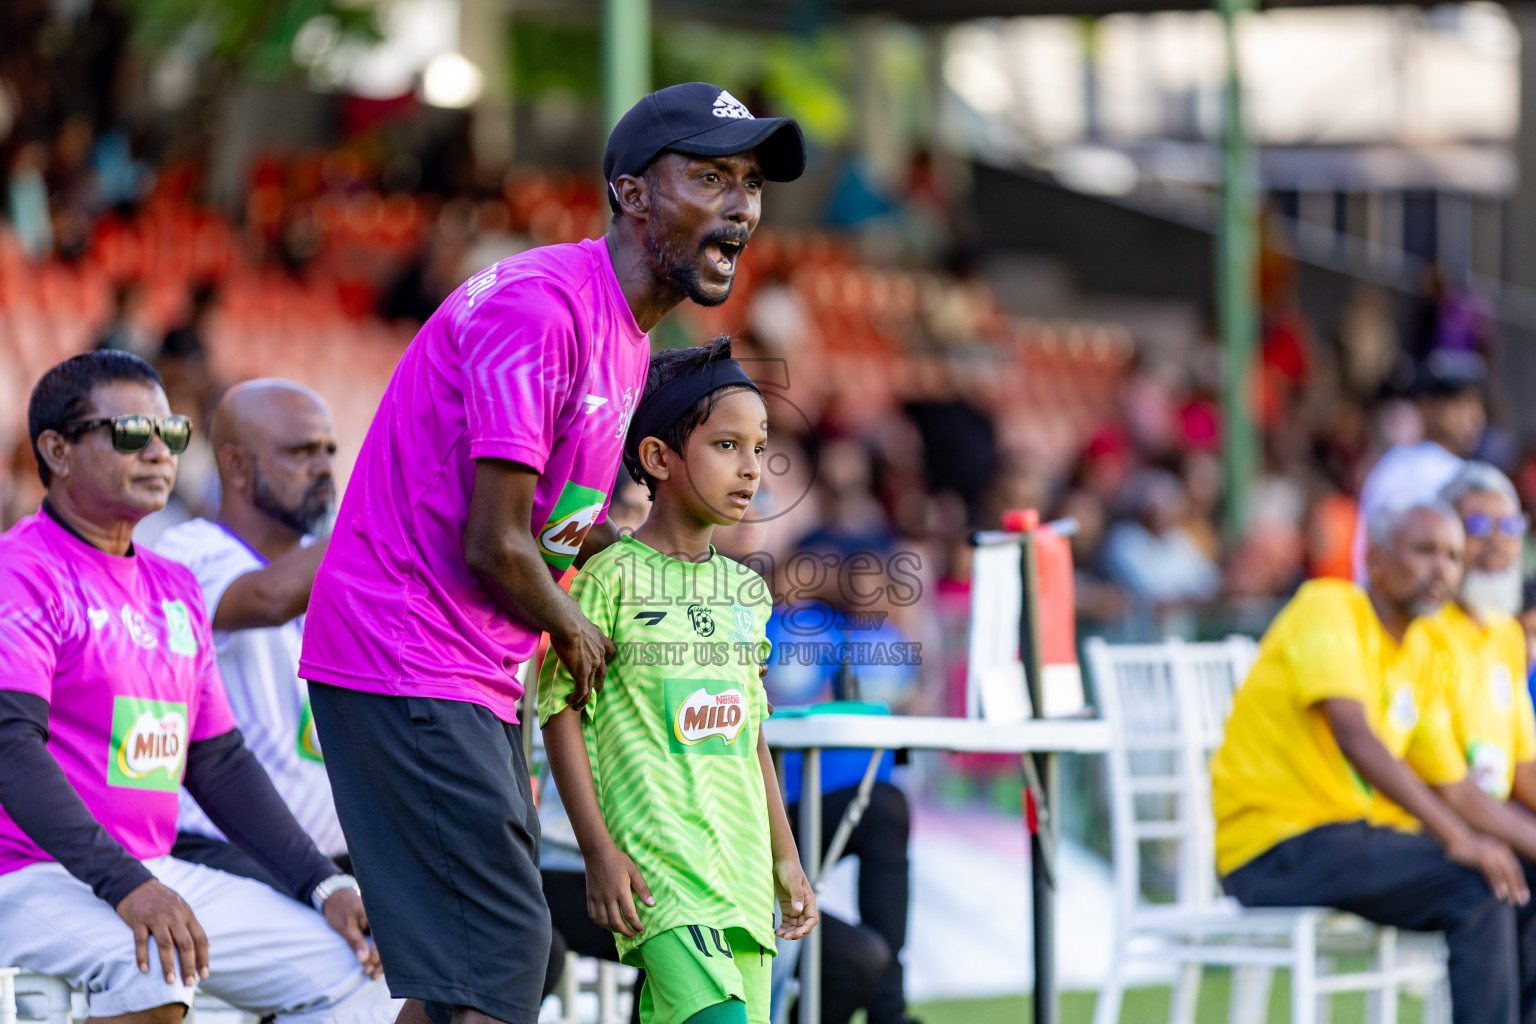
[
  {"xmin": 1373, "ymin": 463, "xmax": 1536, "ymax": 1021},
  {"xmin": 0, "ymin": 352, "xmax": 392, "ymax": 1024}
]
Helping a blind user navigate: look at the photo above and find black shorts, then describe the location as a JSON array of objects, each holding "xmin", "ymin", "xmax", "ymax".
[{"xmin": 310, "ymin": 682, "xmax": 550, "ymax": 1024}]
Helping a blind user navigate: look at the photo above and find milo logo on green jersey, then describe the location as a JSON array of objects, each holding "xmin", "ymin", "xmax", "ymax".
[
  {"xmin": 537, "ymin": 481, "xmax": 607, "ymax": 570},
  {"xmin": 296, "ymin": 699, "xmax": 323, "ymax": 763},
  {"xmin": 666, "ymin": 677, "xmax": 751, "ymax": 757},
  {"xmin": 108, "ymin": 696, "xmax": 188, "ymax": 791}
]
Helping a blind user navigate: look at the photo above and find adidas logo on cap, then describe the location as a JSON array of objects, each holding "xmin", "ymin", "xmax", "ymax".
[{"xmin": 712, "ymin": 90, "xmax": 753, "ymax": 120}]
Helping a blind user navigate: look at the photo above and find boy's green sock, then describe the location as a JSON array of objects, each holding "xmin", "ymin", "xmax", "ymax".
[{"xmin": 682, "ymin": 999, "xmax": 748, "ymax": 1024}]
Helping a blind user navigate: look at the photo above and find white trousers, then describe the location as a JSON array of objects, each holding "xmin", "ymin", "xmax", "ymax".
[{"xmin": 0, "ymin": 857, "xmax": 397, "ymax": 1023}]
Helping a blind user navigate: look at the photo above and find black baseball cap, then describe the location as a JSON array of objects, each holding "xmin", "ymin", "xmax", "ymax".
[
  {"xmin": 1410, "ymin": 349, "xmax": 1487, "ymax": 399},
  {"xmin": 603, "ymin": 83, "xmax": 806, "ymax": 209}
]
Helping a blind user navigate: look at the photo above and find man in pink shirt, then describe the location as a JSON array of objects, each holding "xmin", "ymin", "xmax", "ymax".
[
  {"xmin": 0, "ymin": 351, "xmax": 391, "ymax": 1024},
  {"xmin": 299, "ymin": 83, "xmax": 804, "ymax": 1024}
]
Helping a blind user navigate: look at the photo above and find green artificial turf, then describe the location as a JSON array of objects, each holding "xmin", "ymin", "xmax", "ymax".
[{"xmin": 907, "ymin": 968, "xmax": 1428, "ymax": 1024}]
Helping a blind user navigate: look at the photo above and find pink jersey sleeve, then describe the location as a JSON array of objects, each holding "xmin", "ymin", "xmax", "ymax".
[
  {"xmin": 460, "ymin": 278, "xmax": 580, "ymax": 473},
  {"xmin": 184, "ymin": 589, "xmax": 236, "ymax": 741},
  {"xmin": 0, "ymin": 563, "xmax": 63, "ymax": 703}
]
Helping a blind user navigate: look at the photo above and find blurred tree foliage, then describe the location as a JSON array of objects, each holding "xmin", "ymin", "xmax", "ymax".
[
  {"xmin": 510, "ymin": 16, "xmax": 854, "ymax": 144},
  {"xmin": 124, "ymin": 0, "xmax": 379, "ymax": 78}
]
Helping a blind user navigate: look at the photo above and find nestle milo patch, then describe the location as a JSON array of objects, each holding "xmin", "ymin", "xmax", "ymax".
[
  {"xmin": 665, "ymin": 677, "xmax": 751, "ymax": 757},
  {"xmin": 108, "ymin": 696, "xmax": 189, "ymax": 791},
  {"xmin": 537, "ymin": 481, "xmax": 607, "ymax": 570}
]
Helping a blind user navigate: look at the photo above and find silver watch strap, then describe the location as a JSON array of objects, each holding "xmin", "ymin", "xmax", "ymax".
[{"xmin": 310, "ymin": 873, "xmax": 360, "ymax": 911}]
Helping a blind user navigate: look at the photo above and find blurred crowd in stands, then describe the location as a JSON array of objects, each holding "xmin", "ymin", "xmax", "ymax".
[{"xmin": 3, "ymin": 1, "xmax": 1533, "ymax": 732}]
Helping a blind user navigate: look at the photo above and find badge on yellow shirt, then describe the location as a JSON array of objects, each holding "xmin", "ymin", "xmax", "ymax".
[{"xmin": 1469, "ymin": 740, "xmax": 1512, "ymax": 799}]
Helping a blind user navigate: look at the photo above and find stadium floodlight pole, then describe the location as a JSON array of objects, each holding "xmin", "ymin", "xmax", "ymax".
[
  {"xmin": 1217, "ymin": 0, "xmax": 1258, "ymax": 541},
  {"xmin": 602, "ymin": 0, "xmax": 652, "ymax": 132}
]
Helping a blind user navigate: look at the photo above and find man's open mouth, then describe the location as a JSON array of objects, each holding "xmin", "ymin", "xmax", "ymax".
[{"xmin": 704, "ymin": 239, "xmax": 746, "ymax": 275}]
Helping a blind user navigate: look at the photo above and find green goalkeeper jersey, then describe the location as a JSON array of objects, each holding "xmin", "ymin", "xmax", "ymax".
[{"xmin": 538, "ymin": 534, "xmax": 776, "ymax": 962}]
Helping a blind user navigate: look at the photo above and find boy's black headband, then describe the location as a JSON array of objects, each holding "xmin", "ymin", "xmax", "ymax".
[{"xmin": 624, "ymin": 360, "xmax": 762, "ymax": 468}]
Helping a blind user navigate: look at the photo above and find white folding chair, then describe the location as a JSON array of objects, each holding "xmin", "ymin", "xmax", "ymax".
[
  {"xmin": 0, "ymin": 973, "xmax": 255, "ymax": 1024},
  {"xmin": 6, "ymin": 975, "xmax": 69, "ymax": 1024},
  {"xmin": 1, "ymin": 968, "xmax": 17, "ymax": 1024},
  {"xmin": 1086, "ymin": 637, "xmax": 1449, "ymax": 1024},
  {"xmin": 550, "ymin": 953, "xmax": 636, "ymax": 1024}
]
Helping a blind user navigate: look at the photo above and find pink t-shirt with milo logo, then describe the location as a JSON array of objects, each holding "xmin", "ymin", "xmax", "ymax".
[
  {"xmin": 0, "ymin": 511, "xmax": 237, "ymax": 876},
  {"xmin": 299, "ymin": 237, "xmax": 650, "ymax": 722}
]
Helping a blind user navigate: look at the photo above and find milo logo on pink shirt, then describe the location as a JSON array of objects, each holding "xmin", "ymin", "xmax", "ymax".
[
  {"xmin": 108, "ymin": 697, "xmax": 189, "ymax": 792},
  {"xmin": 538, "ymin": 481, "xmax": 607, "ymax": 571}
]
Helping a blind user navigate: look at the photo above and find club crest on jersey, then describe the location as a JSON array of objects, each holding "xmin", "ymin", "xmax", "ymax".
[
  {"xmin": 1387, "ymin": 683, "xmax": 1419, "ymax": 732},
  {"xmin": 688, "ymin": 604, "xmax": 715, "ymax": 638},
  {"xmin": 120, "ymin": 605, "xmax": 158, "ymax": 649},
  {"xmin": 727, "ymin": 603, "xmax": 755, "ymax": 645},
  {"xmin": 1491, "ymin": 665, "xmax": 1515, "ymax": 711},
  {"xmin": 162, "ymin": 599, "xmax": 198, "ymax": 657},
  {"xmin": 108, "ymin": 697, "xmax": 188, "ymax": 791},
  {"xmin": 665, "ymin": 678, "xmax": 752, "ymax": 757}
]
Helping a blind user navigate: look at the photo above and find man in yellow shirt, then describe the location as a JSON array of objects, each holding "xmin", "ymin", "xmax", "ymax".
[
  {"xmin": 1411, "ymin": 464, "xmax": 1536, "ymax": 1022},
  {"xmin": 1421, "ymin": 464, "xmax": 1536, "ymax": 804},
  {"xmin": 1212, "ymin": 502, "xmax": 1527, "ymax": 1024}
]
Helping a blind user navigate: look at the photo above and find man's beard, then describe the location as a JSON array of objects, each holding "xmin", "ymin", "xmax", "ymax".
[
  {"xmin": 253, "ymin": 463, "xmax": 333, "ymax": 537},
  {"xmin": 643, "ymin": 225, "xmax": 747, "ymax": 308},
  {"xmin": 1408, "ymin": 591, "xmax": 1447, "ymax": 619},
  {"xmin": 1461, "ymin": 564, "xmax": 1525, "ymax": 620}
]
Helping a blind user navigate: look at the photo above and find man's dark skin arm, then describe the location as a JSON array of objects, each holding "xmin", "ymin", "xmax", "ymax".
[
  {"xmin": 211, "ymin": 536, "xmax": 329, "ymax": 631},
  {"xmin": 1510, "ymin": 762, "xmax": 1536, "ymax": 816},
  {"xmin": 1322, "ymin": 698, "xmax": 1529, "ymax": 903},
  {"xmin": 576, "ymin": 519, "xmax": 620, "ymax": 570},
  {"xmin": 1439, "ymin": 775, "xmax": 1536, "ymax": 864},
  {"xmin": 463, "ymin": 459, "xmax": 615, "ymax": 707}
]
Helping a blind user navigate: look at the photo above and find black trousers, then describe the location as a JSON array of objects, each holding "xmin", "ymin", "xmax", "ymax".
[
  {"xmin": 1518, "ymin": 859, "xmax": 1536, "ymax": 1024},
  {"xmin": 787, "ymin": 782, "xmax": 909, "ymax": 1024},
  {"xmin": 1223, "ymin": 821, "xmax": 1520, "ymax": 1024},
  {"xmin": 310, "ymin": 683, "xmax": 549, "ymax": 1024}
]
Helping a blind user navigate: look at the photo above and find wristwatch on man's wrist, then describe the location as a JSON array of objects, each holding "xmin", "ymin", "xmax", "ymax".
[{"xmin": 311, "ymin": 873, "xmax": 361, "ymax": 911}]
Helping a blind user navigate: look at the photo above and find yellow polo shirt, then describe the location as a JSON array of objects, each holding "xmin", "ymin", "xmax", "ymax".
[
  {"xmin": 1372, "ymin": 603, "xmax": 1535, "ymax": 829},
  {"xmin": 1212, "ymin": 580, "xmax": 1466, "ymax": 876}
]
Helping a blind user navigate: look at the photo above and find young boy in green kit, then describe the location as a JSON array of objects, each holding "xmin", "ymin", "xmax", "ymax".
[{"xmin": 539, "ymin": 338, "xmax": 818, "ymax": 1024}]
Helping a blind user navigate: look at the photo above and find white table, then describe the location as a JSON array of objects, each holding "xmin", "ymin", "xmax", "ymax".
[{"xmin": 763, "ymin": 713, "xmax": 1110, "ymax": 1024}]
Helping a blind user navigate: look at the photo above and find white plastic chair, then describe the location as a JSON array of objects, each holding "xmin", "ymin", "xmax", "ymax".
[
  {"xmin": 551, "ymin": 953, "xmax": 635, "ymax": 1024},
  {"xmin": 1086, "ymin": 637, "xmax": 1449, "ymax": 1024},
  {"xmin": 1, "ymin": 968, "xmax": 17, "ymax": 1024},
  {"xmin": 5, "ymin": 974, "xmax": 69, "ymax": 1024},
  {"xmin": 0, "ymin": 972, "xmax": 254, "ymax": 1024}
]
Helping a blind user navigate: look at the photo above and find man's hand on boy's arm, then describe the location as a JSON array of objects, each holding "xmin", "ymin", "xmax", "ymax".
[
  {"xmin": 1321, "ymin": 698, "xmax": 1529, "ymax": 904},
  {"xmin": 466, "ymin": 460, "xmax": 615, "ymax": 707},
  {"xmin": 543, "ymin": 706, "xmax": 655, "ymax": 937}
]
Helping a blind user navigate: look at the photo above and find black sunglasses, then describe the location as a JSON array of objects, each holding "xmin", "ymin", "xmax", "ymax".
[{"xmin": 61, "ymin": 414, "xmax": 194, "ymax": 454}]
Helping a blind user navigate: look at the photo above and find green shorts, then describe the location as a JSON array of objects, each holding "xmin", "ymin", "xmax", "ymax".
[{"xmin": 632, "ymin": 926, "xmax": 772, "ymax": 1024}]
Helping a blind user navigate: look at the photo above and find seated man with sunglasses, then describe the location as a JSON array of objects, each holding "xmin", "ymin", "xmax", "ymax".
[
  {"xmin": 0, "ymin": 352, "xmax": 392, "ymax": 1024},
  {"xmin": 1373, "ymin": 464, "xmax": 1536, "ymax": 1016}
]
